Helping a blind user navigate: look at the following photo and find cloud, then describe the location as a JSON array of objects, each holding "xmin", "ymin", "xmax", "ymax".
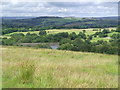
[{"xmin": 1, "ymin": 1, "xmax": 118, "ymax": 17}]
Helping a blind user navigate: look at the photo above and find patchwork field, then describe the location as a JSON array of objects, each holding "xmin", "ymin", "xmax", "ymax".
[
  {"xmin": 2, "ymin": 46, "xmax": 118, "ymax": 88},
  {"xmin": 3, "ymin": 27, "xmax": 117, "ymax": 42},
  {"xmin": 5, "ymin": 27, "xmax": 116, "ymax": 35}
]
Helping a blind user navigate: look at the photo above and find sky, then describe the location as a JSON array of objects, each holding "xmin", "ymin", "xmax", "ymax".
[{"xmin": 1, "ymin": 0, "xmax": 119, "ymax": 17}]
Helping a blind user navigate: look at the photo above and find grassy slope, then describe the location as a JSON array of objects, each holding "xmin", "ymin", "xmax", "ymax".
[{"xmin": 2, "ymin": 46, "xmax": 118, "ymax": 88}]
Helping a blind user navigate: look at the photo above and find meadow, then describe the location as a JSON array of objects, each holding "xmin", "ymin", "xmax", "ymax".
[{"xmin": 2, "ymin": 46, "xmax": 118, "ymax": 88}]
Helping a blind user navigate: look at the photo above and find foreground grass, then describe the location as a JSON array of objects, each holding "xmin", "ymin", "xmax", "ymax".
[{"xmin": 2, "ymin": 46, "xmax": 118, "ymax": 88}]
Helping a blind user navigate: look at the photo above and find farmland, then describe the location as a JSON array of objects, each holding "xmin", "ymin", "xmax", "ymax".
[
  {"xmin": 2, "ymin": 27, "xmax": 117, "ymax": 42},
  {"xmin": 2, "ymin": 46, "xmax": 118, "ymax": 88},
  {"xmin": 5, "ymin": 27, "xmax": 116, "ymax": 35}
]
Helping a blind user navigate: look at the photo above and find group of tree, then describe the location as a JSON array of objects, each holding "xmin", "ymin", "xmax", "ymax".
[
  {"xmin": 1, "ymin": 27, "xmax": 120, "ymax": 55},
  {"xmin": 92, "ymin": 29, "xmax": 111, "ymax": 38}
]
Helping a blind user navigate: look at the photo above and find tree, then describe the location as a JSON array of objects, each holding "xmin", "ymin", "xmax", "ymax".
[
  {"xmin": 10, "ymin": 33, "xmax": 25, "ymax": 42},
  {"xmin": 69, "ymin": 32, "xmax": 77, "ymax": 40},
  {"xmin": 2, "ymin": 38, "xmax": 16, "ymax": 45},
  {"xmin": 88, "ymin": 35, "xmax": 93, "ymax": 40},
  {"xmin": 59, "ymin": 43, "xmax": 73, "ymax": 50},
  {"xmin": 111, "ymin": 34, "xmax": 120, "ymax": 40},
  {"xmin": 46, "ymin": 34, "xmax": 54, "ymax": 42},
  {"xmin": 59, "ymin": 38, "xmax": 71, "ymax": 45},
  {"xmin": 11, "ymin": 33, "xmax": 24, "ymax": 37},
  {"xmin": 53, "ymin": 33, "xmax": 63, "ymax": 42},
  {"xmin": 72, "ymin": 38, "xmax": 90, "ymax": 51},
  {"xmin": 99, "ymin": 28, "xmax": 102, "ymax": 32},
  {"xmin": 99, "ymin": 34, "xmax": 108, "ymax": 37},
  {"xmin": 78, "ymin": 32, "xmax": 86, "ymax": 39},
  {"xmin": 72, "ymin": 38, "xmax": 84, "ymax": 46},
  {"xmin": 60, "ymin": 32, "xmax": 69, "ymax": 38},
  {"xmin": 83, "ymin": 30, "xmax": 86, "ymax": 33},
  {"xmin": 97, "ymin": 40, "xmax": 107, "ymax": 45},
  {"xmin": 93, "ymin": 29, "xmax": 98, "ymax": 31},
  {"xmin": 94, "ymin": 44, "xmax": 110, "ymax": 53},
  {"xmin": 116, "ymin": 26, "xmax": 120, "ymax": 32},
  {"xmin": 39, "ymin": 30, "xmax": 47, "ymax": 36},
  {"xmin": 102, "ymin": 29, "xmax": 110, "ymax": 34},
  {"xmin": 26, "ymin": 33, "xmax": 31, "ymax": 36}
]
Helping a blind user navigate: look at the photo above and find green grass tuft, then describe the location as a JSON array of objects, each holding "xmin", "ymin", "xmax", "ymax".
[{"xmin": 19, "ymin": 60, "xmax": 35, "ymax": 84}]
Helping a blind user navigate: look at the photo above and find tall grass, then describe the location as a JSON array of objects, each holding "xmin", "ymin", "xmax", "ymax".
[
  {"xmin": 2, "ymin": 46, "xmax": 118, "ymax": 88},
  {"xmin": 19, "ymin": 60, "xmax": 35, "ymax": 84}
]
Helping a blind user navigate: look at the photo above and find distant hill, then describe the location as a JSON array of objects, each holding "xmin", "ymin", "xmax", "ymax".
[
  {"xmin": 97, "ymin": 16, "xmax": 118, "ymax": 20},
  {"xmin": 2, "ymin": 16, "xmax": 118, "ymax": 29},
  {"xmin": 2, "ymin": 16, "xmax": 35, "ymax": 19}
]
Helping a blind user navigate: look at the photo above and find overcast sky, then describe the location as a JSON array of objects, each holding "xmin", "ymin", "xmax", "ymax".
[{"xmin": 1, "ymin": 0, "xmax": 119, "ymax": 17}]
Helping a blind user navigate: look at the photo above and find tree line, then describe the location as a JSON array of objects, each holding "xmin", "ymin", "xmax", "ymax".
[{"xmin": 1, "ymin": 28, "xmax": 120, "ymax": 55}]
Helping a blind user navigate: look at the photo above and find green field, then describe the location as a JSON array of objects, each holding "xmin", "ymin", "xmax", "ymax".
[
  {"xmin": 3, "ymin": 27, "xmax": 117, "ymax": 42},
  {"xmin": 2, "ymin": 46, "xmax": 118, "ymax": 88},
  {"xmin": 5, "ymin": 27, "xmax": 116, "ymax": 36}
]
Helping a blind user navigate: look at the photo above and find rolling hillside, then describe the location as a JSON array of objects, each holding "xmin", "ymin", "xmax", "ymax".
[
  {"xmin": 2, "ymin": 46, "xmax": 118, "ymax": 88},
  {"xmin": 2, "ymin": 16, "xmax": 118, "ymax": 28}
]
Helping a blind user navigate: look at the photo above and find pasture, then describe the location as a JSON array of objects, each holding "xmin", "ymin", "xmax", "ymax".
[
  {"xmin": 5, "ymin": 27, "xmax": 116, "ymax": 36},
  {"xmin": 3, "ymin": 27, "xmax": 117, "ymax": 42},
  {"xmin": 2, "ymin": 46, "xmax": 118, "ymax": 88}
]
